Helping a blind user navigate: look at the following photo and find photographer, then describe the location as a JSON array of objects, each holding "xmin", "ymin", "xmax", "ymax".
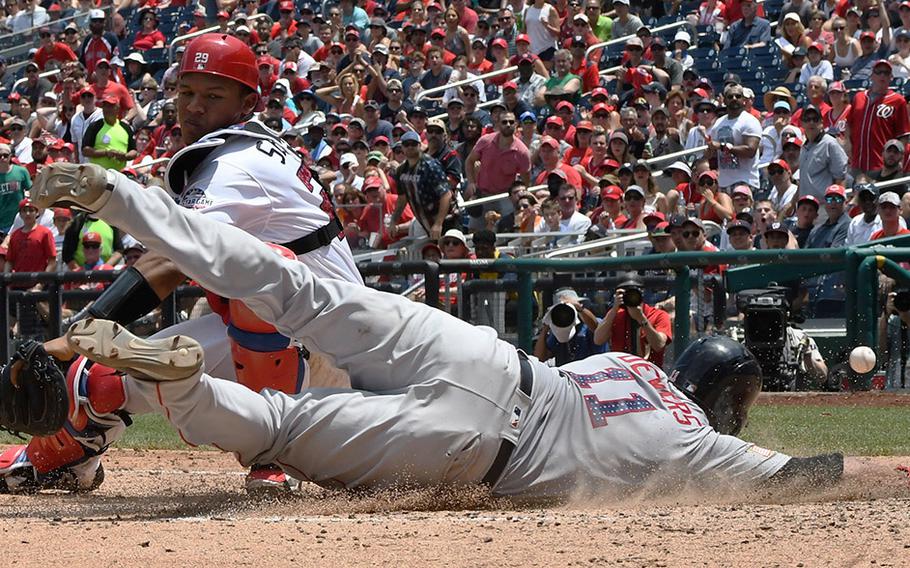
[
  {"xmin": 594, "ymin": 275, "xmax": 673, "ymax": 368},
  {"xmin": 533, "ymin": 288, "xmax": 605, "ymax": 366},
  {"xmin": 878, "ymin": 289, "xmax": 910, "ymax": 389}
]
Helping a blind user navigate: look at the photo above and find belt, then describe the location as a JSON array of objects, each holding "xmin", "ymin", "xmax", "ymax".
[
  {"xmin": 480, "ymin": 353, "xmax": 534, "ymax": 487},
  {"xmin": 281, "ymin": 217, "xmax": 343, "ymax": 256}
]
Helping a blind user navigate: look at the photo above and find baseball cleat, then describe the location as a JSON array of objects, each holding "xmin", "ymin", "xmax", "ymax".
[
  {"xmin": 66, "ymin": 319, "xmax": 203, "ymax": 382},
  {"xmin": 245, "ymin": 463, "xmax": 297, "ymax": 496},
  {"xmin": 32, "ymin": 162, "xmax": 114, "ymax": 212}
]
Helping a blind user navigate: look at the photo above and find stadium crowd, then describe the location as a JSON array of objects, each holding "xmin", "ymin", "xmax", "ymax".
[{"xmin": 0, "ymin": 0, "xmax": 910, "ymax": 386}]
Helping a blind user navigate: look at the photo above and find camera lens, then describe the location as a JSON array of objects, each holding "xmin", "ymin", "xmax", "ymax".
[
  {"xmin": 551, "ymin": 303, "xmax": 577, "ymax": 327},
  {"xmin": 895, "ymin": 290, "xmax": 910, "ymax": 312},
  {"xmin": 623, "ymin": 288, "xmax": 642, "ymax": 308}
]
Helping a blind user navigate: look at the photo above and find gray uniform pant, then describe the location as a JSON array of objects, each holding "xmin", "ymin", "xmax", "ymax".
[{"xmin": 101, "ymin": 173, "xmax": 529, "ymax": 490}]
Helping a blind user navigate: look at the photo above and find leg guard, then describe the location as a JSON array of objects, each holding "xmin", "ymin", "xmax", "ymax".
[
  {"xmin": 228, "ymin": 298, "xmax": 306, "ymax": 395},
  {"xmin": 1, "ymin": 357, "xmax": 128, "ymax": 493}
]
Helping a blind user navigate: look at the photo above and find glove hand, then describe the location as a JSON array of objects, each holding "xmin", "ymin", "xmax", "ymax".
[{"xmin": 0, "ymin": 340, "xmax": 69, "ymax": 437}]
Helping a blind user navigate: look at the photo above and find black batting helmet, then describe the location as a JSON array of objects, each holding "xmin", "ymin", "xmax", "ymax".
[{"xmin": 669, "ymin": 336, "xmax": 762, "ymax": 436}]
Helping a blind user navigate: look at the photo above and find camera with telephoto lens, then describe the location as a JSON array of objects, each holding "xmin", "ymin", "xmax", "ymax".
[
  {"xmin": 622, "ymin": 287, "xmax": 643, "ymax": 308},
  {"xmin": 736, "ymin": 287, "xmax": 801, "ymax": 391},
  {"xmin": 550, "ymin": 303, "xmax": 577, "ymax": 328}
]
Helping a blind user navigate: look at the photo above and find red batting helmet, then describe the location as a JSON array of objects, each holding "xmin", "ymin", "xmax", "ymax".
[{"xmin": 179, "ymin": 33, "xmax": 258, "ymax": 92}]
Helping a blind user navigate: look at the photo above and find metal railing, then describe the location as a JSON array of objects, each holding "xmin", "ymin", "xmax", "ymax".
[
  {"xmin": 167, "ymin": 13, "xmax": 272, "ymax": 64},
  {"xmin": 12, "ymin": 69, "xmax": 60, "ymax": 92},
  {"xmin": 585, "ymin": 21, "xmax": 689, "ymax": 58},
  {"xmin": 415, "ymin": 65, "xmax": 517, "ymax": 103},
  {"xmin": 0, "ymin": 5, "xmax": 116, "ymax": 44}
]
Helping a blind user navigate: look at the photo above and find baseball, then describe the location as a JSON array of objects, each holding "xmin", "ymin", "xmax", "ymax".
[{"xmin": 849, "ymin": 346, "xmax": 877, "ymax": 374}]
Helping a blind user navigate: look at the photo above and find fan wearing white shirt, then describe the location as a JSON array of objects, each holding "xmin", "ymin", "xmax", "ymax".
[{"xmin": 799, "ymin": 42, "xmax": 835, "ymax": 84}]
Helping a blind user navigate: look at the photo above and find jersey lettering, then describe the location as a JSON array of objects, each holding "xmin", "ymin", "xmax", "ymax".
[
  {"xmin": 565, "ymin": 367, "xmax": 657, "ymax": 428},
  {"xmin": 255, "ymin": 139, "xmax": 289, "ymax": 164},
  {"xmin": 647, "ymin": 377, "xmax": 704, "ymax": 427}
]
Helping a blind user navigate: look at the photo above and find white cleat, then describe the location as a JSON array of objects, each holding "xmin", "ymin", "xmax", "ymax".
[
  {"xmin": 32, "ymin": 162, "xmax": 114, "ymax": 212},
  {"xmin": 66, "ymin": 318, "xmax": 203, "ymax": 382}
]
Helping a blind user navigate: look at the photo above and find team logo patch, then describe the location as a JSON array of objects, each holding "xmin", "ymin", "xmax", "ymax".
[{"xmin": 876, "ymin": 104, "xmax": 895, "ymax": 119}]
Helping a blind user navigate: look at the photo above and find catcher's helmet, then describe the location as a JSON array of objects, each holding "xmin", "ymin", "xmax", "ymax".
[
  {"xmin": 179, "ymin": 33, "xmax": 259, "ymax": 92},
  {"xmin": 670, "ymin": 336, "xmax": 762, "ymax": 436}
]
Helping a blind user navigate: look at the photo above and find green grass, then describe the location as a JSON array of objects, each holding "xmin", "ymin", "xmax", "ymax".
[
  {"xmin": 3, "ymin": 406, "xmax": 909, "ymax": 456},
  {"xmin": 740, "ymin": 406, "xmax": 910, "ymax": 456}
]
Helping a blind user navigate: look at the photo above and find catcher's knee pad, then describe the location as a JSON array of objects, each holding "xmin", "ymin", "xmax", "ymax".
[
  {"xmin": 227, "ymin": 298, "xmax": 306, "ymax": 395},
  {"xmin": 27, "ymin": 356, "xmax": 129, "ymax": 474}
]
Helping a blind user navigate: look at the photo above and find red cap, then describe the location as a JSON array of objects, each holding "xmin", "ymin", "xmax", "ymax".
[
  {"xmin": 283, "ymin": 61, "xmax": 297, "ymax": 72},
  {"xmin": 692, "ymin": 87, "xmax": 709, "ymax": 99},
  {"xmin": 860, "ymin": 31, "xmax": 876, "ymax": 41},
  {"xmin": 783, "ymin": 137, "xmax": 803, "ymax": 148},
  {"xmin": 516, "ymin": 33, "xmax": 530, "ymax": 44},
  {"xmin": 576, "ymin": 120, "xmax": 593, "ymax": 131},
  {"xmin": 491, "ymin": 38, "xmax": 508, "ymax": 50},
  {"xmin": 592, "ymin": 102, "xmax": 611, "ymax": 114},
  {"xmin": 372, "ymin": 135, "xmax": 390, "ymax": 144},
  {"xmin": 770, "ymin": 158, "xmax": 791, "ymax": 172},
  {"xmin": 873, "ymin": 59, "xmax": 892, "ymax": 71},
  {"xmin": 602, "ymin": 185, "xmax": 623, "ymax": 200},
  {"xmin": 808, "ymin": 41, "xmax": 824, "ymax": 52},
  {"xmin": 829, "ymin": 81, "xmax": 845, "ymax": 93},
  {"xmin": 901, "ymin": 1, "xmax": 910, "ymax": 9},
  {"xmin": 643, "ymin": 211, "xmax": 666, "ymax": 223},
  {"xmin": 279, "ymin": 1, "xmax": 295, "ymax": 11},
  {"xmin": 540, "ymin": 135, "xmax": 559, "ymax": 149},
  {"xmin": 825, "ymin": 184, "xmax": 846, "ymax": 197},
  {"xmin": 7, "ymin": 92, "xmax": 20, "ymax": 102},
  {"xmin": 100, "ymin": 93, "xmax": 119, "ymax": 105},
  {"xmin": 698, "ymin": 170, "xmax": 718, "ymax": 181},
  {"xmin": 545, "ymin": 116, "xmax": 564, "ymax": 128},
  {"xmin": 53, "ymin": 207, "xmax": 72, "ymax": 219},
  {"xmin": 18, "ymin": 198, "xmax": 35, "ymax": 210},
  {"xmin": 590, "ymin": 87, "xmax": 609, "ymax": 100},
  {"xmin": 555, "ymin": 100, "xmax": 575, "ymax": 113},
  {"xmin": 430, "ymin": 28, "xmax": 445, "ymax": 38},
  {"xmin": 82, "ymin": 231, "xmax": 103, "ymax": 244},
  {"xmin": 217, "ymin": 10, "xmax": 229, "ymax": 19},
  {"xmin": 345, "ymin": 29, "xmax": 360, "ymax": 39},
  {"xmin": 797, "ymin": 195, "xmax": 820, "ymax": 207},
  {"xmin": 257, "ymin": 56, "xmax": 273, "ymax": 68},
  {"xmin": 96, "ymin": 58, "xmax": 111, "ymax": 67},
  {"xmin": 363, "ymin": 176, "xmax": 383, "ymax": 190},
  {"xmin": 502, "ymin": 81, "xmax": 518, "ymax": 91},
  {"xmin": 603, "ymin": 158, "xmax": 621, "ymax": 169}
]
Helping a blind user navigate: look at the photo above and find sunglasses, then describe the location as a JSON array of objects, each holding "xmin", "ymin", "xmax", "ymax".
[
  {"xmin": 833, "ymin": 26, "xmax": 845, "ymax": 31},
  {"xmin": 83, "ymin": 243, "xmax": 101, "ymax": 249},
  {"xmin": 681, "ymin": 230, "xmax": 700, "ymax": 238},
  {"xmin": 698, "ymin": 178, "xmax": 715, "ymax": 186},
  {"xmin": 442, "ymin": 239, "xmax": 463, "ymax": 246},
  {"xmin": 768, "ymin": 167, "xmax": 786, "ymax": 175},
  {"xmin": 9, "ymin": 126, "xmax": 22, "ymax": 131},
  {"xmin": 826, "ymin": 196, "xmax": 845, "ymax": 203}
]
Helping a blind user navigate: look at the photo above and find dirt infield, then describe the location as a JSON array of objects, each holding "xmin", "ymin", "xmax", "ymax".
[{"xmin": 3, "ymin": 449, "xmax": 910, "ymax": 567}]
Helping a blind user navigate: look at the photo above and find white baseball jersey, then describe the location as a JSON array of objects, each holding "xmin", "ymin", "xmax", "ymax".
[
  {"xmin": 164, "ymin": 120, "xmax": 362, "ymax": 285},
  {"xmin": 495, "ymin": 353, "xmax": 791, "ymax": 499}
]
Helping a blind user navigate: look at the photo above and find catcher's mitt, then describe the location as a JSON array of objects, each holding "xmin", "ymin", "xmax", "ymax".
[{"xmin": 0, "ymin": 340, "xmax": 68, "ymax": 437}]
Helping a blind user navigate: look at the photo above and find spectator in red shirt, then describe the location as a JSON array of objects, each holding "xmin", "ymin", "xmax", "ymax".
[
  {"xmin": 5, "ymin": 198, "xmax": 56, "ymax": 290},
  {"xmin": 90, "ymin": 59, "xmax": 134, "ymax": 113},
  {"xmin": 452, "ymin": 0, "xmax": 478, "ymax": 33},
  {"xmin": 567, "ymin": 34, "xmax": 600, "ymax": 92},
  {"xmin": 872, "ymin": 192, "xmax": 910, "ymax": 239},
  {"xmin": 847, "ymin": 59, "xmax": 910, "ymax": 175},
  {"xmin": 24, "ymin": 132, "xmax": 55, "ymax": 178},
  {"xmin": 132, "ymin": 9, "xmax": 166, "ymax": 52},
  {"xmin": 359, "ymin": 175, "xmax": 414, "ymax": 247},
  {"xmin": 535, "ymin": 136, "xmax": 583, "ymax": 190},
  {"xmin": 594, "ymin": 275, "xmax": 673, "ymax": 368},
  {"xmin": 271, "ymin": 1, "xmax": 299, "ymax": 40},
  {"xmin": 149, "ymin": 100, "xmax": 180, "ymax": 156},
  {"xmin": 33, "ymin": 27, "xmax": 77, "ymax": 71}
]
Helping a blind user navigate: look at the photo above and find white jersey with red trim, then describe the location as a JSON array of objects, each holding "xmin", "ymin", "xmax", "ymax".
[
  {"xmin": 164, "ymin": 120, "xmax": 362, "ymax": 285},
  {"xmin": 495, "ymin": 352, "xmax": 791, "ymax": 499}
]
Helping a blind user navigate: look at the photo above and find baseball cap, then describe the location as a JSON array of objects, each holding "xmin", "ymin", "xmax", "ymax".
[
  {"xmin": 642, "ymin": 82, "xmax": 667, "ymax": 96},
  {"xmin": 100, "ymin": 93, "xmax": 119, "ymax": 105},
  {"xmin": 626, "ymin": 37, "xmax": 644, "ymax": 49},
  {"xmin": 683, "ymin": 217, "xmax": 705, "ymax": 231},
  {"xmin": 783, "ymin": 137, "xmax": 803, "ymax": 148},
  {"xmin": 400, "ymin": 130, "xmax": 421, "ymax": 144},
  {"xmin": 362, "ymin": 176, "xmax": 383, "ymax": 191},
  {"xmin": 829, "ymin": 81, "xmax": 845, "ymax": 93},
  {"xmin": 825, "ymin": 184, "xmax": 846, "ymax": 198},
  {"xmin": 365, "ymin": 151, "xmax": 384, "ymax": 164},
  {"xmin": 440, "ymin": 228, "xmax": 467, "ymax": 247},
  {"xmin": 427, "ymin": 117, "xmax": 446, "ymax": 131},
  {"xmin": 576, "ymin": 120, "xmax": 593, "ymax": 132},
  {"xmin": 546, "ymin": 116, "xmax": 565, "ymax": 129},
  {"xmin": 539, "ymin": 136, "xmax": 560, "ymax": 149},
  {"xmin": 773, "ymin": 100, "xmax": 792, "ymax": 112},
  {"xmin": 573, "ymin": 13, "xmax": 589, "ymax": 23},
  {"xmin": 649, "ymin": 221, "xmax": 671, "ymax": 236},
  {"xmin": 555, "ymin": 101, "xmax": 575, "ymax": 113},
  {"xmin": 609, "ymin": 130, "xmax": 629, "ymax": 144},
  {"xmin": 502, "ymin": 81, "xmax": 518, "ymax": 91},
  {"xmin": 53, "ymin": 207, "xmax": 72, "ymax": 219},
  {"xmin": 625, "ymin": 185, "xmax": 645, "ymax": 198},
  {"xmin": 674, "ymin": 30, "xmax": 691, "ymax": 45},
  {"xmin": 519, "ymin": 111, "xmax": 537, "ymax": 123},
  {"xmin": 89, "ymin": 8, "xmax": 105, "ymax": 19},
  {"xmin": 340, "ymin": 152, "xmax": 359, "ymax": 167},
  {"xmin": 592, "ymin": 103, "xmax": 612, "ymax": 115},
  {"xmin": 665, "ymin": 161, "xmax": 691, "ymax": 177},
  {"xmin": 602, "ymin": 185, "xmax": 623, "ymax": 201},
  {"xmin": 726, "ymin": 219, "xmax": 752, "ymax": 234},
  {"xmin": 874, "ymin": 59, "xmax": 892, "ymax": 71},
  {"xmin": 668, "ymin": 214, "xmax": 689, "ymax": 228},
  {"xmin": 885, "ymin": 139, "xmax": 905, "ymax": 153},
  {"xmin": 18, "ymin": 198, "xmax": 35, "ymax": 211},
  {"xmin": 732, "ymin": 185, "xmax": 753, "ymax": 199},
  {"xmin": 764, "ymin": 222, "xmax": 790, "ymax": 236},
  {"xmin": 430, "ymin": 28, "xmax": 445, "ymax": 38},
  {"xmin": 879, "ymin": 192, "xmax": 901, "ymax": 206},
  {"xmin": 769, "ymin": 158, "xmax": 791, "ymax": 173},
  {"xmin": 82, "ymin": 231, "xmax": 103, "ymax": 244},
  {"xmin": 698, "ymin": 170, "xmax": 718, "ymax": 181},
  {"xmin": 643, "ymin": 211, "xmax": 665, "ymax": 225},
  {"xmin": 590, "ymin": 87, "xmax": 609, "ymax": 100},
  {"xmin": 797, "ymin": 195, "xmax": 820, "ymax": 208},
  {"xmin": 491, "ymin": 38, "xmax": 508, "ymax": 50},
  {"xmin": 808, "ymin": 42, "xmax": 825, "ymax": 53},
  {"xmin": 516, "ymin": 34, "xmax": 531, "ymax": 44}
]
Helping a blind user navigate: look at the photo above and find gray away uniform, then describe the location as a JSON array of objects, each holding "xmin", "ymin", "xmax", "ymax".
[{"xmin": 96, "ymin": 172, "xmax": 792, "ymax": 499}]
